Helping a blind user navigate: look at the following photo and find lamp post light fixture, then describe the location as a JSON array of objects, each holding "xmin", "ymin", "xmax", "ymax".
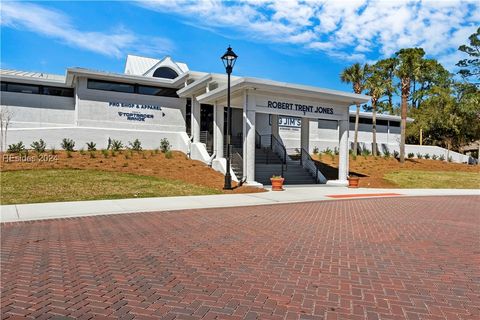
[{"xmin": 221, "ymin": 46, "xmax": 238, "ymax": 190}]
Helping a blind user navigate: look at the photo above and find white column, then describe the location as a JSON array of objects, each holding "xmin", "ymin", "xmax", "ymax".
[
  {"xmin": 300, "ymin": 117, "xmax": 310, "ymax": 152},
  {"xmin": 271, "ymin": 114, "xmax": 280, "ymax": 139},
  {"xmin": 214, "ymin": 102, "xmax": 224, "ymax": 158},
  {"xmin": 338, "ymin": 118, "xmax": 349, "ymax": 182},
  {"xmin": 191, "ymin": 95, "xmax": 201, "ymax": 143},
  {"xmin": 243, "ymin": 90, "xmax": 261, "ymax": 187}
]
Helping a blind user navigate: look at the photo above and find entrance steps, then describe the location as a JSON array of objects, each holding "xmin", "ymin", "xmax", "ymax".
[{"xmin": 254, "ymin": 148, "xmax": 317, "ymax": 185}]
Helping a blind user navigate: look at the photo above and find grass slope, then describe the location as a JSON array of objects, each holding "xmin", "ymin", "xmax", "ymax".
[
  {"xmin": 383, "ymin": 170, "xmax": 480, "ymax": 189},
  {"xmin": 1, "ymin": 169, "xmax": 221, "ymax": 205}
]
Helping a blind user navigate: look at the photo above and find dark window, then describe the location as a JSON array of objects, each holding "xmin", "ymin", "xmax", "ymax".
[
  {"xmin": 153, "ymin": 67, "xmax": 178, "ymax": 79},
  {"xmin": 6, "ymin": 82, "xmax": 40, "ymax": 94},
  {"xmin": 389, "ymin": 120, "xmax": 400, "ymax": 127},
  {"xmin": 87, "ymin": 79, "xmax": 134, "ymax": 93},
  {"xmin": 349, "ymin": 116, "xmax": 355, "ymax": 123},
  {"xmin": 43, "ymin": 86, "xmax": 74, "ymax": 97},
  {"xmin": 377, "ymin": 119, "xmax": 388, "ymax": 126},
  {"xmin": 0, "ymin": 81, "xmax": 73, "ymax": 97},
  {"xmin": 137, "ymin": 85, "xmax": 178, "ymax": 97},
  {"xmin": 358, "ymin": 117, "xmax": 373, "ymax": 125},
  {"xmin": 186, "ymin": 99, "xmax": 191, "ymax": 136}
]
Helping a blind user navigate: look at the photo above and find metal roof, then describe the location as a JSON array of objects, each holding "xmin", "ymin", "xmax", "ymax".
[{"xmin": 0, "ymin": 69, "xmax": 66, "ymax": 84}]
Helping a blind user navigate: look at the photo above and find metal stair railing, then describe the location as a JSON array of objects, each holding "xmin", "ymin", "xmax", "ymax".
[
  {"xmin": 300, "ymin": 148, "xmax": 327, "ymax": 184},
  {"xmin": 271, "ymin": 134, "xmax": 287, "ymax": 177}
]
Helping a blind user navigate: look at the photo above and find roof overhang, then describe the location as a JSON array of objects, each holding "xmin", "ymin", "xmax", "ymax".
[
  {"xmin": 197, "ymin": 77, "xmax": 371, "ymax": 106},
  {"xmin": 355, "ymin": 111, "xmax": 414, "ymax": 123},
  {"xmin": 65, "ymin": 68, "xmax": 188, "ymax": 88},
  {"xmin": 0, "ymin": 73, "xmax": 69, "ymax": 87}
]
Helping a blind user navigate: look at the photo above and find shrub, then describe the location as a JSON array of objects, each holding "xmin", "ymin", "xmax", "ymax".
[
  {"xmin": 448, "ymin": 156, "xmax": 453, "ymax": 162},
  {"xmin": 424, "ymin": 153, "xmax": 430, "ymax": 159},
  {"xmin": 79, "ymin": 148, "xmax": 86, "ymax": 155},
  {"xmin": 89, "ymin": 151, "xmax": 96, "ymax": 158},
  {"xmin": 393, "ymin": 150, "xmax": 400, "ymax": 159},
  {"xmin": 323, "ymin": 147, "xmax": 333, "ymax": 155},
  {"xmin": 313, "ymin": 146, "xmax": 319, "ymax": 154},
  {"xmin": 165, "ymin": 150, "xmax": 173, "ymax": 159},
  {"xmin": 30, "ymin": 139, "xmax": 46, "ymax": 153},
  {"xmin": 128, "ymin": 139, "xmax": 142, "ymax": 151},
  {"xmin": 432, "ymin": 154, "xmax": 438, "ymax": 160},
  {"xmin": 361, "ymin": 149, "xmax": 371, "ymax": 157},
  {"xmin": 50, "ymin": 147, "xmax": 56, "ymax": 155},
  {"xmin": 61, "ymin": 138, "xmax": 75, "ymax": 151},
  {"xmin": 102, "ymin": 149, "xmax": 109, "ymax": 158},
  {"xmin": 66, "ymin": 151, "xmax": 73, "ymax": 158},
  {"xmin": 110, "ymin": 139, "xmax": 123, "ymax": 152},
  {"xmin": 407, "ymin": 152, "xmax": 414, "ymax": 158},
  {"xmin": 86, "ymin": 142, "xmax": 96, "ymax": 151},
  {"xmin": 383, "ymin": 149, "xmax": 391, "ymax": 158},
  {"xmin": 334, "ymin": 147, "xmax": 339, "ymax": 155},
  {"xmin": 154, "ymin": 148, "xmax": 159, "ymax": 154},
  {"xmin": 107, "ymin": 137, "xmax": 112, "ymax": 150},
  {"xmin": 439, "ymin": 154, "xmax": 445, "ymax": 161},
  {"xmin": 7, "ymin": 142, "xmax": 25, "ymax": 153},
  {"xmin": 416, "ymin": 152, "xmax": 423, "ymax": 159},
  {"xmin": 160, "ymin": 138, "xmax": 171, "ymax": 153}
]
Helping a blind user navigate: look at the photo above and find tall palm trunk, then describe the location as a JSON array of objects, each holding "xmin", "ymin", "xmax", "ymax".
[
  {"xmin": 372, "ymin": 98, "xmax": 377, "ymax": 157},
  {"xmin": 353, "ymin": 103, "xmax": 360, "ymax": 155},
  {"xmin": 400, "ymin": 77, "xmax": 410, "ymax": 163}
]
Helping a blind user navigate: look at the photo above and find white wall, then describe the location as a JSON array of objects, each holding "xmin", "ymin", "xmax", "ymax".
[{"xmin": 1, "ymin": 91, "xmax": 75, "ymax": 127}]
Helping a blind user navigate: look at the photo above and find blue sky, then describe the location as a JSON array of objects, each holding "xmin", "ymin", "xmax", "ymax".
[{"xmin": 1, "ymin": 1, "xmax": 478, "ymax": 92}]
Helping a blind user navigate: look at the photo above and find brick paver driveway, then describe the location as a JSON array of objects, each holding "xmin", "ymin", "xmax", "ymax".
[{"xmin": 1, "ymin": 196, "xmax": 479, "ymax": 320}]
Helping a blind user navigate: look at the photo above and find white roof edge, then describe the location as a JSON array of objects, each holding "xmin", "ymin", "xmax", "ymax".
[
  {"xmin": 197, "ymin": 77, "xmax": 371, "ymax": 104},
  {"xmin": 177, "ymin": 74, "xmax": 212, "ymax": 97},
  {"xmin": 65, "ymin": 67, "xmax": 188, "ymax": 87}
]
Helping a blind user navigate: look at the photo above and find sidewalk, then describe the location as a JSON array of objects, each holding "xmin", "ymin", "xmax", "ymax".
[{"xmin": 1, "ymin": 186, "xmax": 478, "ymax": 223}]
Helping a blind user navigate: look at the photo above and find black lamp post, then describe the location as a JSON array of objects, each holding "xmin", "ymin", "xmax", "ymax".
[{"xmin": 221, "ymin": 46, "xmax": 238, "ymax": 190}]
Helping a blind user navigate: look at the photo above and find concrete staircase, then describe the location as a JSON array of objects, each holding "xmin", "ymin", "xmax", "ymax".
[{"xmin": 254, "ymin": 147, "xmax": 317, "ymax": 185}]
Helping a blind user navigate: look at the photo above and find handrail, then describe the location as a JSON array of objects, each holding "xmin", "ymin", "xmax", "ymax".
[
  {"xmin": 271, "ymin": 134, "xmax": 287, "ymax": 177},
  {"xmin": 255, "ymin": 131, "xmax": 261, "ymax": 149},
  {"xmin": 301, "ymin": 148, "xmax": 326, "ymax": 184}
]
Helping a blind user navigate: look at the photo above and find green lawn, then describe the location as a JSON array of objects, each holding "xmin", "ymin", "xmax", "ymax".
[
  {"xmin": 0, "ymin": 169, "xmax": 221, "ymax": 205},
  {"xmin": 383, "ymin": 170, "xmax": 480, "ymax": 189}
]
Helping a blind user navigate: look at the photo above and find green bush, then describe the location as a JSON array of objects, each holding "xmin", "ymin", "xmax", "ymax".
[
  {"xmin": 361, "ymin": 149, "xmax": 371, "ymax": 157},
  {"xmin": 448, "ymin": 156, "xmax": 453, "ymax": 162},
  {"xmin": 86, "ymin": 142, "xmax": 96, "ymax": 151},
  {"xmin": 101, "ymin": 149, "xmax": 109, "ymax": 158},
  {"xmin": 424, "ymin": 153, "xmax": 430, "ymax": 159},
  {"xmin": 128, "ymin": 139, "xmax": 142, "ymax": 151},
  {"xmin": 30, "ymin": 139, "xmax": 46, "ymax": 153},
  {"xmin": 89, "ymin": 151, "xmax": 96, "ymax": 159},
  {"xmin": 439, "ymin": 154, "xmax": 445, "ymax": 161},
  {"xmin": 7, "ymin": 142, "xmax": 25, "ymax": 153},
  {"xmin": 323, "ymin": 147, "xmax": 333, "ymax": 155},
  {"xmin": 334, "ymin": 147, "xmax": 339, "ymax": 155},
  {"xmin": 61, "ymin": 138, "xmax": 75, "ymax": 151},
  {"xmin": 416, "ymin": 152, "xmax": 423, "ymax": 159},
  {"xmin": 160, "ymin": 138, "xmax": 171, "ymax": 153},
  {"xmin": 165, "ymin": 150, "xmax": 173, "ymax": 159},
  {"xmin": 79, "ymin": 148, "xmax": 86, "ymax": 155},
  {"xmin": 313, "ymin": 146, "xmax": 319, "ymax": 154},
  {"xmin": 432, "ymin": 154, "xmax": 438, "ymax": 160},
  {"xmin": 110, "ymin": 139, "xmax": 123, "ymax": 152},
  {"xmin": 383, "ymin": 150, "xmax": 391, "ymax": 158},
  {"xmin": 407, "ymin": 152, "xmax": 414, "ymax": 158}
]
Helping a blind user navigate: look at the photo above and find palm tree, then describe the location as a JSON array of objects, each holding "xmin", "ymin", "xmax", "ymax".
[
  {"xmin": 364, "ymin": 64, "xmax": 388, "ymax": 157},
  {"xmin": 341, "ymin": 63, "xmax": 369, "ymax": 155},
  {"xmin": 394, "ymin": 48, "xmax": 425, "ymax": 163}
]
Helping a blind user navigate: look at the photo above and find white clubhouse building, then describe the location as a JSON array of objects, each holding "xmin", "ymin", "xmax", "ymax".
[{"xmin": 2, "ymin": 55, "xmax": 468, "ymax": 186}]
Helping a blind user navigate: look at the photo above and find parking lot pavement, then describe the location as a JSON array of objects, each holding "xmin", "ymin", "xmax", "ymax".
[{"xmin": 1, "ymin": 195, "xmax": 479, "ymax": 319}]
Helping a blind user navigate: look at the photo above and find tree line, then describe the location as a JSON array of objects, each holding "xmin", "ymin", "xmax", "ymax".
[{"xmin": 341, "ymin": 27, "xmax": 479, "ymax": 162}]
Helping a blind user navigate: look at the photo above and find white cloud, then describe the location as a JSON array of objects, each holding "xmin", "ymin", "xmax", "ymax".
[
  {"xmin": 137, "ymin": 0, "xmax": 478, "ymax": 70},
  {"xmin": 0, "ymin": 1, "xmax": 173, "ymax": 58}
]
